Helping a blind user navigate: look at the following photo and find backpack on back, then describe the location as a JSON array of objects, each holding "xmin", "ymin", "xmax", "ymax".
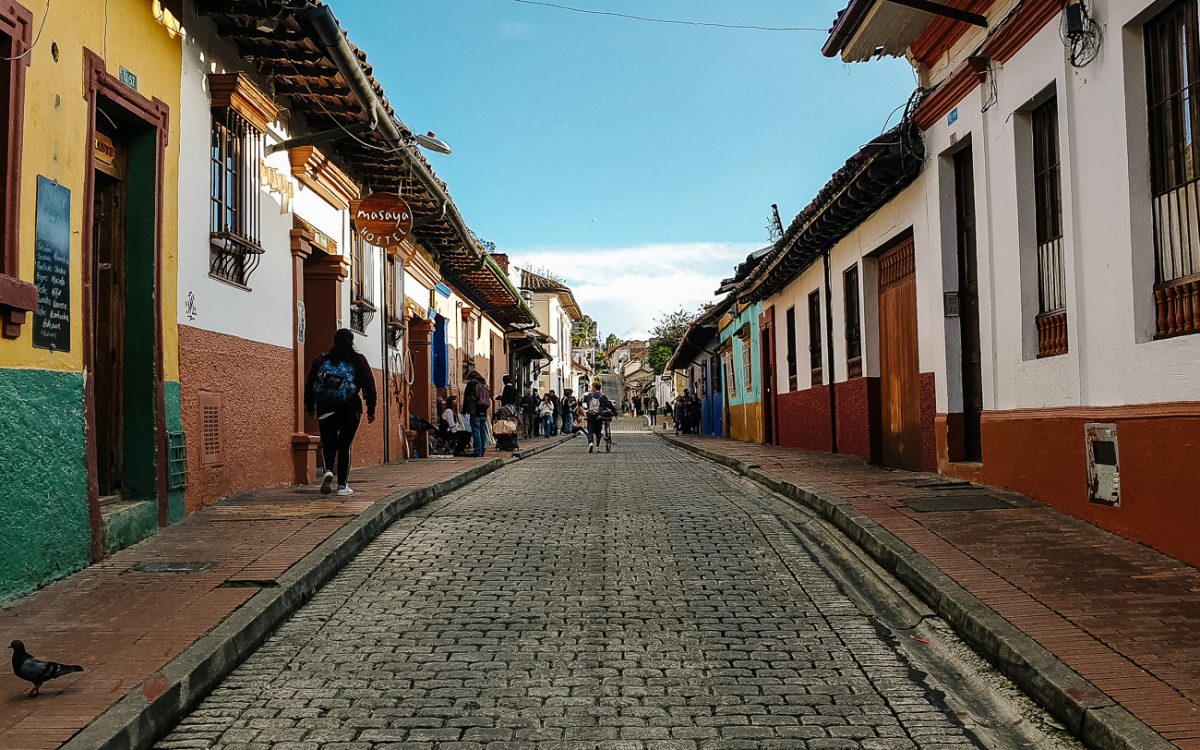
[
  {"xmin": 314, "ymin": 358, "xmax": 358, "ymax": 412},
  {"xmin": 474, "ymin": 381, "xmax": 492, "ymax": 410},
  {"xmin": 587, "ymin": 395, "xmax": 603, "ymax": 415}
]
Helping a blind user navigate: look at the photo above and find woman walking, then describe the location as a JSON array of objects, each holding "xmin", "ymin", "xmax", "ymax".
[{"xmin": 305, "ymin": 329, "xmax": 376, "ymax": 496}]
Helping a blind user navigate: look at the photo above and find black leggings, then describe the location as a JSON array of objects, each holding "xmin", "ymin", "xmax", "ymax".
[{"xmin": 319, "ymin": 408, "xmax": 361, "ymax": 486}]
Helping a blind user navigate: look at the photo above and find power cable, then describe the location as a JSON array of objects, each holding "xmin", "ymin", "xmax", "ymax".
[
  {"xmin": 507, "ymin": 0, "xmax": 826, "ymax": 32},
  {"xmin": 1, "ymin": 0, "xmax": 50, "ymax": 61}
]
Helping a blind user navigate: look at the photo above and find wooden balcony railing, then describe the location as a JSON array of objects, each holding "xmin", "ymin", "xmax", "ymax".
[
  {"xmin": 1036, "ymin": 309, "xmax": 1068, "ymax": 357},
  {"xmin": 1155, "ymin": 273, "xmax": 1200, "ymax": 338}
]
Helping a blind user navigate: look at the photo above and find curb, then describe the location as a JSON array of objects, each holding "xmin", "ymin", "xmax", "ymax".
[
  {"xmin": 659, "ymin": 434, "xmax": 1173, "ymax": 750},
  {"xmin": 64, "ymin": 436, "xmax": 572, "ymax": 750}
]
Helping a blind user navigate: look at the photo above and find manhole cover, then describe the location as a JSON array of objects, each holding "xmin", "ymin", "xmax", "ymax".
[
  {"xmin": 126, "ymin": 561, "xmax": 215, "ymax": 574},
  {"xmin": 904, "ymin": 494, "xmax": 1015, "ymax": 512}
]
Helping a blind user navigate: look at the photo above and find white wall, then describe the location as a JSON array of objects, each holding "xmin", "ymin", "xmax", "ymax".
[{"xmin": 919, "ymin": 0, "xmax": 1200, "ymax": 409}]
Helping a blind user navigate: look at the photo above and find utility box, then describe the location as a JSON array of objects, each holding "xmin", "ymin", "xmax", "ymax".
[{"xmin": 1085, "ymin": 423, "xmax": 1120, "ymax": 506}]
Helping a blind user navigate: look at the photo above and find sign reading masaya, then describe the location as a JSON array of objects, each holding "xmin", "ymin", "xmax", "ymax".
[{"xmin": 351, "ymin": 192, "xmax": 413, "ymax": 248}]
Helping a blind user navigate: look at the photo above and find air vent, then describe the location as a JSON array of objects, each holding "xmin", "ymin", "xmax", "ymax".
[{"xmin": 198, "ymin": 391, "xmax": 224, "ymax": 467}]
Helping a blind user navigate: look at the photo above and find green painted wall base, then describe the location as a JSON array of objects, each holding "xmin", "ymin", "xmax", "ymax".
[
  {"xmin": 0, "ymin": 369, "xmax": 91, "ymax": 604},
  {"xmin": 101, "ymin": 499, "xmax": 158, "ymax": 554},
  {"xmin": 164, "ymin": 381, "xmax": 185, "ymax": 524}
]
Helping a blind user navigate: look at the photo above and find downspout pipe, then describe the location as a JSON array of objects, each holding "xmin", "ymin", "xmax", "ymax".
[{"xmin": 822, "ymin": 249, "xmax": 839, "ymax": 454}]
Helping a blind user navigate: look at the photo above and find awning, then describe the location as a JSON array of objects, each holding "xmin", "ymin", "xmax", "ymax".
[
  {"xmin": 665, "ymin": 298, "xmax": 731, "ymax": 372},
  {"xmin": 507, "ymin": 332, "xmax": 551, "ymax": 362},
  {"xmin": 823, "ymin": 0, "xmax": 990, "ymax": 63}
]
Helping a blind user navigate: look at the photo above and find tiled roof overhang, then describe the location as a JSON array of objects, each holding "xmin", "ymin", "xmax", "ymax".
[
  {"xmin": 519, "ymin": 268, "xmax": 584, "ymax": 321},
  {"xmin": 738, "ymin": 122, "xmax": 924, "ymax": 304},
  {"xmin": 823, "ymin": 0, "xmax": 989, "ymax": 62},
  {"xmin": 195, "ymin": 0, "xmax": 537, "ymax": 329},
  {"xmin": 664, "ymin": 298, "xmax": 732, "ymax": 372}
]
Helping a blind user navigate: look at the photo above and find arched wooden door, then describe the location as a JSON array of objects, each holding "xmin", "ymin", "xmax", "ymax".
[{"xmin": 878, "ymin": 237, "xmax": 922, "ymax": 470}]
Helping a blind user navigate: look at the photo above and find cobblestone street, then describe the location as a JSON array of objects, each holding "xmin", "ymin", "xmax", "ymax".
[{"xmin": 159, "ymin": 433, "xmax": 983, "ymax": 749}]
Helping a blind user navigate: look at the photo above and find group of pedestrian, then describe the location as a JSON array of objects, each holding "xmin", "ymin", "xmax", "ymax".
[
  {"xmin": 519, "ymin": 387, "xmax": 582, "ymax": 438},
  {"xmin": 671, "ymin": 390, "xmax": 702, "ymax": 435}
]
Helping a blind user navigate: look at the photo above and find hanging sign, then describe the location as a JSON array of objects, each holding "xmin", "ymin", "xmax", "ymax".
[
  {"xmin": 94, "ymin": 132, "xmax": 123, "ymax": 179},
  {"xmin": 351, "ymin": 192, "xmax": 413, "ymax": 248},
  {"xmin": 32, "ymin": 177, "xmax": 72, "ymax": 352}
]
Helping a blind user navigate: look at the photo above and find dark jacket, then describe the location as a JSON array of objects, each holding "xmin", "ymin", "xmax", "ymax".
[
  {"xmin": 304, "ymin": 352, "xmax": 377, "ymax": 417},
  {"xmin": 499, "ymin": 383, "xmax": 518, "ymax": 407},
  {"xmin": 560, "ymin": 394, "xmax": 577, "ymax": 417},
  {"xmin": 521, "ymin": 393, "xmax": 540, "ymax": 414}
]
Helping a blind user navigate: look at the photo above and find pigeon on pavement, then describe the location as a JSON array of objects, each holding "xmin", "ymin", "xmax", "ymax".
[{"xmin": 10, "ymin": 640, "xmax": 83, "ymax": 696}]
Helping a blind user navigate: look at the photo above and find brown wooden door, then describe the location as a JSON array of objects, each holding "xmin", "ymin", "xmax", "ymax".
[
  {"xmin": 760, "ymin": 324, "xmax": 775, "ymax": 445},
  {"xmin": 92, "ymin": 173, "xmax": 126, "ymax": 497},
  {"xmin": 878, "ymin": 238, "xmax": 922, "ymax": 470}
]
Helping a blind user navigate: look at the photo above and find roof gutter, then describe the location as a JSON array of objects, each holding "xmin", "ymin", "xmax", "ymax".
[{"xmin": 298, "ymin": 2, "xmax": 530, "ymax": 321}]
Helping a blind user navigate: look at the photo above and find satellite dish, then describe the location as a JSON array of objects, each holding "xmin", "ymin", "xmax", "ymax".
[{"xmin": 413, "ymin": 131, "xmax": 452, "ymax": 155}]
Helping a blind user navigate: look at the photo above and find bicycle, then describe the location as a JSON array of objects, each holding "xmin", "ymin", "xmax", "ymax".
[{"xmin": 599, "ymin": 412, "xmax": 614, "ymax": 453}]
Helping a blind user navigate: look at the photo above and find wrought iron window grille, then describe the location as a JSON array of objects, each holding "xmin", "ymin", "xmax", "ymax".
[{"xmin": 350, "ymin": 297, "xmax": 376, "ymax": 333}]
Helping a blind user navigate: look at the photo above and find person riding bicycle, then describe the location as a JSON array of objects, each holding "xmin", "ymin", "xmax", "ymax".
[{"xmin": 581, "ymin": 381, "xmax": 616, "ymax": 453}]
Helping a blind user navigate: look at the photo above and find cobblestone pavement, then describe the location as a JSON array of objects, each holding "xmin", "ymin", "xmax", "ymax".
[{"xmin": 159, "ymin": 434, "xmax": 981, "ymax": 749}]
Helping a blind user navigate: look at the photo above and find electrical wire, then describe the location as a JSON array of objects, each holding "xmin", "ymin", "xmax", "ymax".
[
  {"xmin": 1061, "ymin": 0, "xmax": 1102, "ymax": 68},
  {"xmin": 507, "ymin": 0, "xmax": 826, "ymax": 32},
  {"xmin": 0, "ymin": 0, "xmax": 50, "ymax": 61}
]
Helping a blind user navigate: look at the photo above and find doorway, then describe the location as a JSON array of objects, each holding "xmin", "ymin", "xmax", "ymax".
[
  {"xmin": 878, "ymin": 236, "xmax": 922, "ymax": 470},
  {"xmin": 91, "ymin": 131, "xmax": 126, "ymax": 500},
  {"xmin": 759, "ymin": 319, "xmax": 776, "ymax": 445},
  {"xmin": 954, "ymin": 148, "xmax": 983, "ymax": 462}
]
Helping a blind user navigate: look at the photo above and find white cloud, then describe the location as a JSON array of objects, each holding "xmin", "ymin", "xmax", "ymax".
[{"xmin": 509, "ymin": 242, "xmax": 761, "ymax": 339}]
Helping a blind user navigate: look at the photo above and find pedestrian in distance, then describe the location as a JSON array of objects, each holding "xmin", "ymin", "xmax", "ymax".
[
  {"xmin": 544, "ymin": 390, "xmax": 560, "ymax": 436},
  {"xmin": 582, "ymin": 381, "xmax": 616, "ymax": 453},
  {"xmin": 462, "ymin": 371, "xmax": 491, "ymax": 457},
  {"xmin": 438, "ymin": 395, "xmax": 473, "ymax": 456},
  {"xmin": 521, "ymin": 388, "xmax": 540, "ymax": 438},
  {"xmin": 560, "ymin": 388, "xmax": 578, "ymax": 436},
  {"xmin": 305, "ymin": 328, "xmax": 376, "ymax": 496},
  {"xmin": 498, "ymin": 374, "xmax": 518, "ymax": 410},
  {"xmin": 538, "ymin": 392, "xmax": 557, "ymax": 437},
  {"xmin": 647, "ymin": 394, "xmax": 658, "ymax": 426}
]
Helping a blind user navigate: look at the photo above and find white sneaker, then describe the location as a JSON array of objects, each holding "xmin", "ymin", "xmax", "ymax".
[
  {"xmin": 588, "ymin": 444, "xmax": 594, "ymax": 453},
  {"xmin": 320, "ymin": 471, "xmax": 334, "ymax": 495},
  {"xmin": 336, "ymin": 485, "xmax": 354, "ymax": 497}
]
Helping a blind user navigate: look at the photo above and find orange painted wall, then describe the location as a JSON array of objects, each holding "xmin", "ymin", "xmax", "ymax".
[
  {"xmin": 179, "ymin": 325, "xmax": 294, "ymax": 512},
  {"xmin": 938, "ymin": 406, "xmax": 1200, "ymax": 567},
  {"xmin": 728, "ymin": 402, "xmax": 764, "ymax": 444}
]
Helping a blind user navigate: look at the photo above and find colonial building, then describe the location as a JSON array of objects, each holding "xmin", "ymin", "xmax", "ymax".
[
  {"xmin": 176, "ymin": 2, "xmax": 536, "ymax": 508},
  {"xmin": 0, "ymin": 0, "xmax": 186, "ymax": 601},
  {"xmin": 665, "ymin": 301, "xmax": 730, "ymax": 437},
  {"xmin": 518, "ymin": 267, "xmax": 583, "ymax": 397}
]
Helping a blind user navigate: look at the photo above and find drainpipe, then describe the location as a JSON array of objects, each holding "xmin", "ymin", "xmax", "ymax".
[
  {"xmin": 380, "ymin": 250, "xmax": 390, "ymax": 461},
  {"xmin": 823, "ymin": 250, "xmax": 839, "ymax": 454}
]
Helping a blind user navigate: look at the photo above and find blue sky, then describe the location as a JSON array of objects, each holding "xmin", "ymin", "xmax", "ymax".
[{"xmin": 331, "ymin": 0, "xmax": 914, "ymax": 338}]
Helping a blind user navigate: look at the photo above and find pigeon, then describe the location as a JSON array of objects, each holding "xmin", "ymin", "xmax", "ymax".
[{"xmin": 10, "ymin": 640, "xmax": 83, "ymax": 696}]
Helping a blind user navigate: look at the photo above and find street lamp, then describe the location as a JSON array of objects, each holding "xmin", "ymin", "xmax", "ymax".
[{"xmin": 413, "ymin": 131, "xmax": 452, "ymax": 155}]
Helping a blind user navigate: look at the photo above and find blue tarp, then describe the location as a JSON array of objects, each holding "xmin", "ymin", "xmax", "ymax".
[{"xmin": 432, "ymin": 315, "xmax": 449, "ymax": 388}]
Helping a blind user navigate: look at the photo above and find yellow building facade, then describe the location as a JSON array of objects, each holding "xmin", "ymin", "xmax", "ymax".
[{"xmin": 0, "ymin": 0, "xmax": 183, "ymax": 602}]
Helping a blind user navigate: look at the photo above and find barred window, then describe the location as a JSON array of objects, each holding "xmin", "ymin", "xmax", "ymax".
[
  {"xmin": 1147, "ymin": 0, "xmax": 1200, "ymax": 337},
  {"xmin": 209, "ymin": 111, "xmax": 263, "ymax": 287},
  {"xmin": 784, "ymin": 306, "xmax": 798, "ymax": 391},
  {"xmin": 844, "ymin": 265, "xmax": 862, "ymax": 377},
  {"xmin": 807, "ymin": 290, "xmax": 822, "ymax": 384},
  {"xmin": 349, "ymin": 234, "xmax": 376, "ymax": 334}
]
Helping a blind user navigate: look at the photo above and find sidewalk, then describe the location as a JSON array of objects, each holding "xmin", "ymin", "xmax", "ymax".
[
  {"xmin": 666, "ymin": 433, "xmax": 1200, "ymax": 749},
  {"xmin": 0, "ymin": 435, "xmax": 568, "ymax": 749}
]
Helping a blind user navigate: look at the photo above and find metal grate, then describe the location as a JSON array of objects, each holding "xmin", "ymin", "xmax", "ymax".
[
  {"xmin": 127, "ymin": 561, "xmax": 214, "ymax": 574},
  {"xmin": 199, "ymin": 392, "xmax": 223, "ymax": 467},
  {"xmin": 904, "ymin": 494, "xmax": 1016, "ymax": 513},
  {"xmin": 167, "ymin": 431, "xmax": 188, "ymax": 490},
  {"xmin": 209, "ymin": 110, "xmax": 264, "ymax": 287}
]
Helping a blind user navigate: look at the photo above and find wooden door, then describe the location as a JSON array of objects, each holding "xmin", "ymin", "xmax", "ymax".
[
  {"xmin": 955, "ymin": 148, "xmax": 983, "ymax": 461},
  {"xmin": 92, "ymin": 173, "xmax": 126, "ymax": 497},
  {"xmin": 760, "ymin": 323, "xmax": 776, "ymax": 445},
  {"xmin": 878, "ymin": 238, "xmax": 922, "ymax": 470}
]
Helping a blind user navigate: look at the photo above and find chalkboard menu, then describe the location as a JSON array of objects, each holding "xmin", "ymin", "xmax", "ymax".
[{"xmin": 33, "ymin": 176, "xmax": 72, "ymax": 351}]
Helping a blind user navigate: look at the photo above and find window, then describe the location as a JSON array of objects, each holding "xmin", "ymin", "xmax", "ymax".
[
  {"xmin": 739, "ymin": 328, "xmax": 752, "ymax": 393},
  {"xmin": 349, "ymin": 234, "xmax": 376, "ymax": 334},
  {"xmin": 209, "ymin": 111, "xmax": 264, "ymax": 287},
  {"xmin": 724, "ymin": 344, "xmax": 737, "ymax": 398},
  {"xmin": 785, "ymin": 306, "xmax": 798, "ymax": 391},
  {"xmin": 1147, "ymin": 0, "xmax": 1200, "ymax": 337},
  {"xmin": 844, "ymin": 265, "xmax": 862, "ymax": 377},
  {"xmin": 1030, "ymin": 96, "xmax": 1068, "ymax": 356},
  {"xmin": 385, "ymin": 255, "xmax": 402, "ymax": 347},
  {"xmin": 0, "ymin": 3, "xmax": 37, "ymax": 339},
  {"xmin": 808, "ymin": 290, "xmax": 822, "ymax": 385}
]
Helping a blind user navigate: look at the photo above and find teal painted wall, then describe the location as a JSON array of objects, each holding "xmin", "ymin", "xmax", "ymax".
[
  {"xmin": 719, "ymin": 303, "xmax": 763, "ymax": 406},
  {"xmin": 164, "ymin": 380, "xmax": 184, "ymax": 523},
  {"xmin": 0, "ymin": 369, "xmax": 91, "ymax": 603}
]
